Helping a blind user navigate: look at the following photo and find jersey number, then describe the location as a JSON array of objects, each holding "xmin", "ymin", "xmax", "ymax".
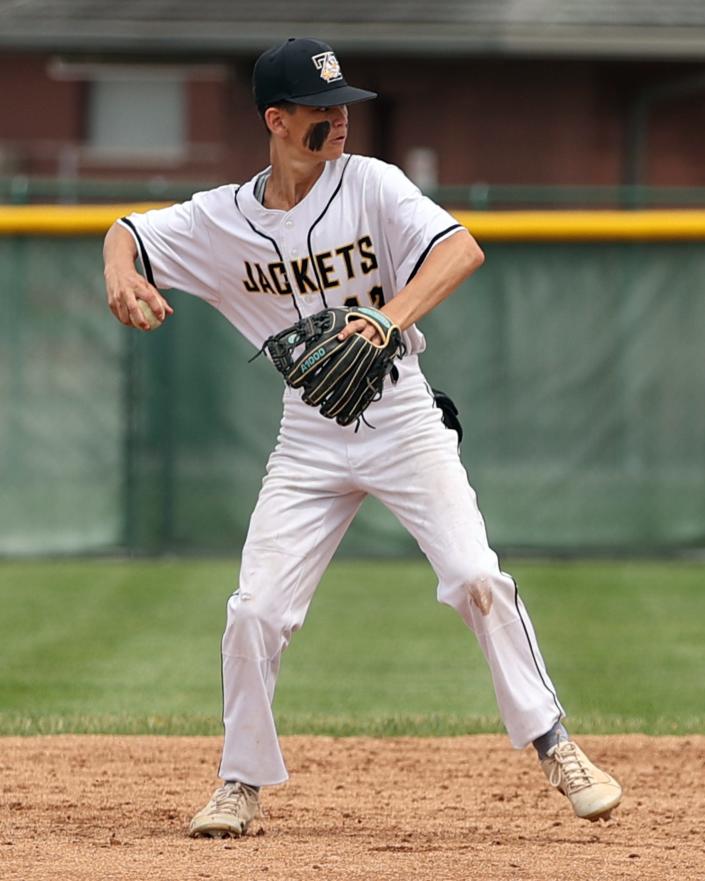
[{"xmin": 344, "ymin": 285, "xmax": 384, "ymax": 310}]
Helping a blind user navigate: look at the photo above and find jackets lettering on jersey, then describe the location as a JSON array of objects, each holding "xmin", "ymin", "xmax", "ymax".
[
  {"xmin": 119, "ymin": 154, "xmax": 461, "ymax": 354},
  {"xmin": 242, "ymin": 236, "xmax": 379, "ymax": 297}
]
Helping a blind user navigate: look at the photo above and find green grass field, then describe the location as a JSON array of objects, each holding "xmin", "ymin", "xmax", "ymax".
[{"xmin": 0, "ymin": 558, "xmax": 703, "ymax": 736}]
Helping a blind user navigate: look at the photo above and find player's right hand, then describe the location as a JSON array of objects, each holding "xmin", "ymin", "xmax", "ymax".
[{"xmin": 104, "ymin": 266, "xmax": 173, "ymax": 331}]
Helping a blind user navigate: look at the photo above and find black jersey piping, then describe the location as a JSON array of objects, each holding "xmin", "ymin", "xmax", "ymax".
[
  {"xmin": 120, "ymin": 217, "xmax": 156, "ymax": 287},
  {"xmin": 306, "ymin": 155, "xmax": 353, "ymax": 309},
  {"xmin": 234, "ymin": 186, "xmax": 284, "ymax": 261},
  {"xmin": 405, "ymin": 223, "xmax": 463, "ymax": 285},
  {"xmin": 233, "ymin": 185, "xmax": 303, "ymax": 320}
]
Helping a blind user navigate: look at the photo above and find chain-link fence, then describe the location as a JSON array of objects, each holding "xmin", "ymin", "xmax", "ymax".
[{"xmin": 2, "ymin": 197, "xmax": 705, "ymax": 556}]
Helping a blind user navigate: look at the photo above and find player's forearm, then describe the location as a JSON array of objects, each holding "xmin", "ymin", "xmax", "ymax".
[
  {"xmin": 103, "ymin": 222, "xmax": 138, "ymax": 274},
  {"xmin": 383, "ymin": 230, "xmax": 484, "ymax": 331},
  {"xmin": 102, "ymin": 221, "xmax": 173, "ymax": 328}
]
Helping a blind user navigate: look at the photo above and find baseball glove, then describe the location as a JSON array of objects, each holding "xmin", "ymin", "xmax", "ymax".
[{"xmin": 262, "ymin": 306, "xmax": 406, "ymax": 426}]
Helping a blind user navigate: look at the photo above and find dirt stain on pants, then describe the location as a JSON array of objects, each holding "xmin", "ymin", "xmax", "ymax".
[{"xmin": 466, "ymin": 579, "xmax": 493, "ymax": 616}]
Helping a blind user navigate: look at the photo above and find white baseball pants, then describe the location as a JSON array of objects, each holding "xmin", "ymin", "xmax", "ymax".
[{"xmin": 219, "ymin": 355, "xmax": 564, "ymax": 785}]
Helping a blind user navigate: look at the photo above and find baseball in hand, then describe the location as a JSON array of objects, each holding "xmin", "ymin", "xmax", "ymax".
[{"xmin": 137, "ymin": 300, "xmax": 162, "ymax": 331}]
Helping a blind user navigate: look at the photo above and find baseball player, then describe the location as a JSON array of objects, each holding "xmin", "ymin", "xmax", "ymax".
[{"xmin": 103, "ymin": 37, "xmax": 622, "ymax": 837}]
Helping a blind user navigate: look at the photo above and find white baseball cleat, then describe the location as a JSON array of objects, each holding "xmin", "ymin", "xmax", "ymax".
[
  {"xmin": 188, "ymin": 781, "xmax": 260, "ymax": 838},
  {"xmin": 541, "ymin": 740, "xmax": 623, "ymax": 821}
]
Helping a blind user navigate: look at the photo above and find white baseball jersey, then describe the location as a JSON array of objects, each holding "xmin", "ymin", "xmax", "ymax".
[{"xmin": 119, "ymin": 154, "xmax": 463, "ymax": 352}]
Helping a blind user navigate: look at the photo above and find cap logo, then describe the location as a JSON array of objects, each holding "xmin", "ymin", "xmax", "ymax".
[{"xmin": 312, "ymin": 51, "xmax": 343, "ymax": 84}]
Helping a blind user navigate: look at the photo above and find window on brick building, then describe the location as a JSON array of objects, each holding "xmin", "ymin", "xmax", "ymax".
[{"xmin": 87, "ymin": 75, "xmax": 186, "ymax": 157}]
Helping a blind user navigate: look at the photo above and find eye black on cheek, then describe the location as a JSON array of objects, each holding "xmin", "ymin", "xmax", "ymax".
[{"xmin": 305, "ymin": 121, "xmax": 331, "ymax": 152}]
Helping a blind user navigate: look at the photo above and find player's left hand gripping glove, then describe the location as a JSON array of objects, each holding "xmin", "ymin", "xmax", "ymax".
[{"xmin": 262, "ymin": 306, "xmax": 406, "ymax": 427}]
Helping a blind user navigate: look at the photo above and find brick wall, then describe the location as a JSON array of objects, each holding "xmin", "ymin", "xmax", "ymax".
[{"xmin": 2, "ymin": 51, "xmax": 704, "ymax": 187}]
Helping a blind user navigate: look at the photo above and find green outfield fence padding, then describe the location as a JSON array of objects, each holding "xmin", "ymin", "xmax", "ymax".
[{"xmin": 2, "ymin": 236, "xmax": 705, "ymax": 556}]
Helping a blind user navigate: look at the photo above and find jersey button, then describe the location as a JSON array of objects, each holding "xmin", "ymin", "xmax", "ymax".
[{"xmin": 284, "ymin": 219, "xmax": 294, "ymax": 229}]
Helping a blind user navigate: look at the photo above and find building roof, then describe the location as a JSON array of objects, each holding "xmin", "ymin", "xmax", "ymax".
[{"xmin": 3, "ymin": 0, "xmax": 705, "ymax": 59}]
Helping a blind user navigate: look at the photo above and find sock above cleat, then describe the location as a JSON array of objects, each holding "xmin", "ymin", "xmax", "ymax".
[
  {"xmin": 532, "ymin": 721, "xmax": 569, "ymax": 760},
  {"xmin": 227, "ymin": 780, "xmax": 259, "ymax": 792}
]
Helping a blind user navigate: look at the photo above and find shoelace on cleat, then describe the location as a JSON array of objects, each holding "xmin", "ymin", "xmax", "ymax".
[
  {"xmin": 548, "ymin": 743, "xmax": 595, "ymax": 794},
  {"xmin": 206, "ymin": 783, "xmax": 257, "ymax": 818}
]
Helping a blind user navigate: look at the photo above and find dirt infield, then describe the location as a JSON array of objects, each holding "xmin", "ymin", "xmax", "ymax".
[{"xmin": 1, "ymin": 734, "xmax": 704, "ymax": 881}]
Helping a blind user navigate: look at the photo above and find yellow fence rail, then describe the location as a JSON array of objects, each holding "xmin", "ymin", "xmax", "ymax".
[
  {"xmin": 0, "ymin": 204, "xmax": 166, "ymax": 235},
  {"xmin": 3, "ymin": 204, "xmax": 705, "ymax": 240},
  {"xmin": 453, "ymin": 210, "xmax": 705, "ymax": 241}
]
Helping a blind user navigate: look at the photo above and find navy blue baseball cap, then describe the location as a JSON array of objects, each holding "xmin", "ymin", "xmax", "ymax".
[{"xmin": 253, "ymin": 37, "xmax": 377, "ymax": 112}]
